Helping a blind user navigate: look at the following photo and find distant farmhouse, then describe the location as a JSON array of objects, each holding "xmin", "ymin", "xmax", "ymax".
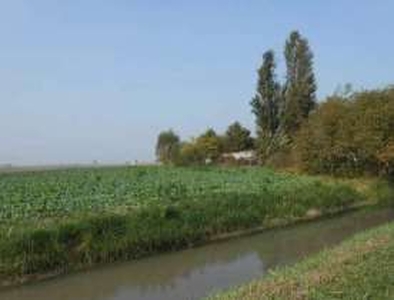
[{"xmin": 221, "ymin": 150, "xmax": 256, "ymax": 165}]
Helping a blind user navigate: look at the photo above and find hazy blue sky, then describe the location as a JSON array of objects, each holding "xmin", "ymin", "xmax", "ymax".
[{"xmin": 1, "ymin": 1, "xmax": 393, "ymax": 165}]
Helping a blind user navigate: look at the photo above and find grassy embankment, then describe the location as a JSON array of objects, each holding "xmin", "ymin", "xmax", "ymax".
[
  {"xmin": 207, "ymin": 220, "xmax": 394, "ymax": 300},
  {"xmin": 0, "ymin": 166, "xmax": 391, "ymax": 286}
]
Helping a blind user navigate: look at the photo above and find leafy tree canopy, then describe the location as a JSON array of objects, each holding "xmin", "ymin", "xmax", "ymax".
[
  {"xmin": 155, "ymin": 130, "xmax": 181, "ymax": 165},
  {"xmin": 223, "ymin": 122, "xmax": 254, "ymax": 152}
]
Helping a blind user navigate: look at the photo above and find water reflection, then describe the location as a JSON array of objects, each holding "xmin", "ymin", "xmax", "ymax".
[{"xmin": 2, "ymin": 209, "xmax": 393, "ymax": 300}]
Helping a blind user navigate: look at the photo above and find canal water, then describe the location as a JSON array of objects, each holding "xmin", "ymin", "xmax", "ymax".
[{"xmin": 1, "ymin": 208, "xmax": 393, "ymax": 300}]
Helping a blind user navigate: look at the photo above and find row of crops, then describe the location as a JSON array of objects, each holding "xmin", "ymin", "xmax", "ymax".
[
  {"xmin": 0, "ymin": 166, "xmax": 369, "ymax": 282},
  {"xmin": 0, "ymin": 166, "xmax": 333, "ymax": 224}
]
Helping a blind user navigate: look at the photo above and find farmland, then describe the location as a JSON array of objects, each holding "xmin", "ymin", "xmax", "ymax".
[
  {"xmin": 0, "ymin": 166, "xmax": 369, "ymax": 225},
  {"xmin": 0, "ymin": 166, "xmax": 380, "ymax": 285}
]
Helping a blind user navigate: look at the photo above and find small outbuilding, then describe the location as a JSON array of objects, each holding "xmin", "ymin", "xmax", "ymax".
[{"xmin": 221, "ymin": 150, "xmax": 257, "ymax": 165}]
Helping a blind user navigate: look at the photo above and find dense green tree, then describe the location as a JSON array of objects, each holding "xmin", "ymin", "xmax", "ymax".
[
  {"xmin": 155, "ymin": 130, "xmax": 181, "ymax": 165},
  {"xmin": 295, "ymin": 87, "xmax": 394, "ymax": 176},
  {"xmin": 251, "ymin": 50, "xmax": 281, "ymax": 138},
  {"xmin": 223, "ymin": 122, "xmax": 254, "ymax": 152},
  {"xmin": 283, "ymin": 31, "xmax": 317, "ymax": 135},
  {"xmin": 177, "ymin": 141, "xmax": 205, "ymax": 166},
  {"xmin": 295, "ymin": 97, "xmax": 351, "ymax": 174},
  {"xmin": 176, "ymin": 129, "xmax": 222, "ymax": 165},
  {"xmin": 250, "ymin": 50, "xmax": 283, "ymax": 162},
  {"xmin": 195, "ymin": 128, "xmax": 222, "ymax": 163}
]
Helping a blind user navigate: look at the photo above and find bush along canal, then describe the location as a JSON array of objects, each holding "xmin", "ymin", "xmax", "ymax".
[{"xmin": 0, "ymin": 208, "xmax": 392, "ymax": 300}]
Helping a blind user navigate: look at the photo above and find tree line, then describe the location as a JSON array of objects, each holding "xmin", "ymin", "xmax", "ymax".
[
  {"xmin": 295, "ymin": 87, "xmax": 394, "ymax": 176},
  {"xmin": 156, "ymin": 30, "xmax": 394, "ymax": 178},
  {"xmin": 155, "ymin": 122, "xmax": 254, "ymax": 166}
]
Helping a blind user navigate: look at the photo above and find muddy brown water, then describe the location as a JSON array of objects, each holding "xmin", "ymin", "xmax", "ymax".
[{"xmin": 1, "ymin": 208, "xmax": 393, "ymax": 300}]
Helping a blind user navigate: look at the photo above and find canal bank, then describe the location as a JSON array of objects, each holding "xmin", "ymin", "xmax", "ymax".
[{"xmin": 1, "ymin": 208, "xmax": 393, "ymax": 300}]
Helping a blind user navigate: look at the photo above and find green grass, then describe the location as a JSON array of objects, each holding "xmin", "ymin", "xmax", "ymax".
[
  {"xmin": 0, "ymin": 166, "xmax": 377, "ymax": 285},
  {"xmin": 206, "ymin": 221, "xmax": 394, "ymax": 300}
]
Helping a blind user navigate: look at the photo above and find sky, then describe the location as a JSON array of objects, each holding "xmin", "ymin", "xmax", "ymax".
[{"xmin": 0, "ymin": 1, "xmax": 393, "ymax": 165}]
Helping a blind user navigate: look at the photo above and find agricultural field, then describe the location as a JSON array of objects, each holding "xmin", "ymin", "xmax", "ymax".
[
  {"xmin": 0, "ymin": 166, "xmax": 366, "ymax": 226},
  {"xmin": 0, "ymin": 166, "xmax": 379, "ymax": 285}
]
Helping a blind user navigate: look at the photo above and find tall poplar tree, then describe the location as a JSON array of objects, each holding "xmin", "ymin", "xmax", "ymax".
[
  {"xmin": 251, "ymin": 50, "xmax": 281, "ymax": 138},
  {"xmin": 251, "ymin": 50, "xmax": 282, "ymax": 162},
  {"xmin": 283, "ymin": 31, "xmax": 317, "ymax": 135}
]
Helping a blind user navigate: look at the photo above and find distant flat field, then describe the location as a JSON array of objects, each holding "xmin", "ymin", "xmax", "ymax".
[{"xmin": 0, "ymin": 163, "xmax": 147, "ymax": 173}]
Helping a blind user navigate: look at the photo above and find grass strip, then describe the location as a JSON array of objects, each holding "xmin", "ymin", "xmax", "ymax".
[{"xmin": 207, "ymin": 220, "xmax": 394, "ymax": 300}]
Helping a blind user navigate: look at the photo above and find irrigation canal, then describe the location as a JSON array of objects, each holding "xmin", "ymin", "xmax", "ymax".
[{"xmin": 1, "ymin": 208, "xmax": 394, "ymax": 300}]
